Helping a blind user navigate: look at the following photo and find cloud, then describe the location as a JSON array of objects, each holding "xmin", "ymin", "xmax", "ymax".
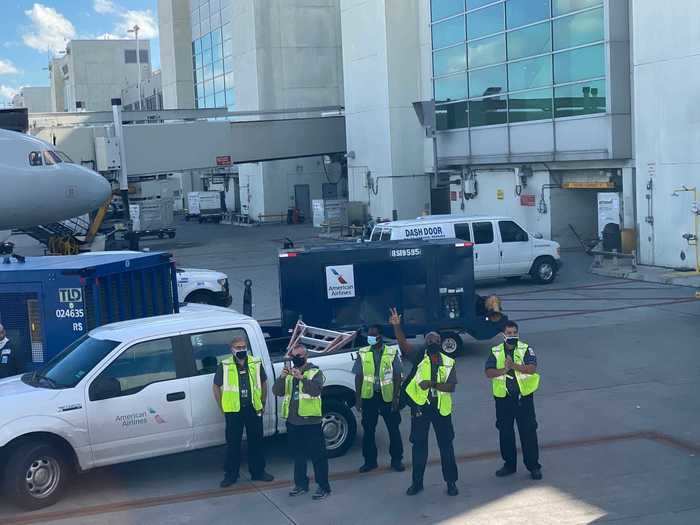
[
  {"xmin": 22, "ymin": 3, "xmax": 76, "ymax": 52},
  {"xmin": 93, "ymin": 0, "xmax": 116, "ymax": 14},
  {"xmin": 115, "ymin": 9, "xmax": 159, "ymax": 40},
  {"xmin": 0, "ymin": 85, "xmax": 18, "ymax": 102},
  {"xmin": 0, "ymin": 59, "xmax": 19, "ymax": 75}
]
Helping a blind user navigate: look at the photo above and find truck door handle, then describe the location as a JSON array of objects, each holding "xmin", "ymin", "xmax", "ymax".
[
  {"xmin": 166, "ymin": 391, "xmax": 186, "ymax": 402},
  {"xmin": 475, "ymin": 252, "xmax": 478, "ymax": 260}
]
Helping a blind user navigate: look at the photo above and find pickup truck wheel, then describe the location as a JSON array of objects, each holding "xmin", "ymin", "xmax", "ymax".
[
  {"xmin": 4, "ymin": 441, "xmax": 69, "ymax": 510},
  {"xmin": 185, "ymin": 291, "xmax": 214, "ymax": 304},
  {"xmin": 322, "ymin": 399, "xmax": 356, "ymax": 458},
  {"xmin": 440, "ymin": 332, "xmax": 463, "ymax": 356},
  {"xmin": 531, "ymin": 257, "xmax": 557, "ymax": 284}
]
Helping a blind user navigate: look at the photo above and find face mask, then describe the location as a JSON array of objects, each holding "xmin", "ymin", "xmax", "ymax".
[
  {"xmin": 292, "ymin": 355, "xmax": 306, "ymax": 367},
  {"xmin": 426, "ymin": 343, "xmax": 441, "ymax": 356},
  {"xmin": 234, "ymin": 349, "xmax": 248, "ymax": 360},
  {"xmin": 366, "ymin": 336, "xmax": 378, "ymax": 346},
  {"xmin": 504, "ymin": 336, "xmax": 518, "ymax": 347}
]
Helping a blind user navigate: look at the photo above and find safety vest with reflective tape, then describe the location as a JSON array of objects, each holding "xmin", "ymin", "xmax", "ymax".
[
  {"xmin": 221, "ymin": 356, "xmax": 264, "ymax": 413},
  {"xmin": 491, "ymin": 342, "xmax": 540, "ymax": 398},
  {"xmin": 405, "ymin": 353, "xmax": 455, "ymax": 416},
  {"xmin": 281, "ymin": 368, "xmax": 322, "ymax": 418},
  {"xmin": 359, "ymin": 345, "xmax": 398, "ymax": 402}
]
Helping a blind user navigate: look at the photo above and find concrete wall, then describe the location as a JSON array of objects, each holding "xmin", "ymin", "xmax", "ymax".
[
  {"xmin": 158, "ymin": 0, "xmax": 195, "ymax": 109},
  {"xmin": 632, "ymin": 0, "xmax": 700, "ymax": 269}
]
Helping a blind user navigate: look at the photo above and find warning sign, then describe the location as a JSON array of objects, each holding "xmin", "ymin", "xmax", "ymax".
[{"xmin": 325, "ymin": 265, "xmax": 356, "ymax": 299}]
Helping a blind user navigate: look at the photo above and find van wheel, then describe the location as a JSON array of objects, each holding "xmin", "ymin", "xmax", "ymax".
[
  {"xmin": 531, "ymin": 257, "xmax": 557, "ymax": 284},
  {"xmin": 322, "ymin": 398, "xmax": 356, "ymax": 458},
  {"xmin": 3, "ymin": 441, "xmax": 70, "ymax": 510},
  {"xmin": 440, "ymin": 332, "xmax": 463, "ymax": 355}
]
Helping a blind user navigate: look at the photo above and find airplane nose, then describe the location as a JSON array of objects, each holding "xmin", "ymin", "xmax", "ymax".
[{"xmin": 82, "ymin": 169, "xmax": 112, "ymax": 209}]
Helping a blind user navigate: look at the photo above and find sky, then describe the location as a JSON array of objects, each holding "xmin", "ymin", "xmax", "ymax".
[{"xmin": 0, "ymin": 0, "xmax": 160, "ymax": 106}]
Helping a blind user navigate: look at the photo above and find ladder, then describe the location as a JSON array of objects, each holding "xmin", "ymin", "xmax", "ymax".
[{"xmin": 286, "ymin": 321, "xmax": 357, "ymax": 355}]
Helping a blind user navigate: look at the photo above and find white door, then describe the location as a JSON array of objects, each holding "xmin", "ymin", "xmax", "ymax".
[
  {"xmin": 189, "ymin": 327, "xmax": 275, "ymax": 449},
  {"xmin": 86, "ymin": 337, "xmax": 193, "ymax": 466},
  {"xmin": 471, "ymin": 221, "xmax": 500, "ymax": 279},
  {"xmin": 497, "ymin": 220, "xmax": 533, "ymax": 276}
]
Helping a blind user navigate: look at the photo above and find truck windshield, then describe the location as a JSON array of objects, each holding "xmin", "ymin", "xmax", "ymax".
[{"xmin": 28, "ymin": 336, "xmax": 120, "ymax": 389}]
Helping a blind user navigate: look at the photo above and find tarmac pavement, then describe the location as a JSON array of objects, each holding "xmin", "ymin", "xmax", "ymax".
[{"xmin": 2, "ymin": 219, "xmax": 699, "ymax": 524}]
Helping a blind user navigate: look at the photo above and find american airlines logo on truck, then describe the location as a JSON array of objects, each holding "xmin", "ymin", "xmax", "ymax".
[{"xmin": 325, "ymin": 265, "xmax": 356, "ymax": 299}]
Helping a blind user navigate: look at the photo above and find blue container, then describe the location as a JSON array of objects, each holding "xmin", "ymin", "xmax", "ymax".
[{"xmin": 0, "ymin": 252, "xmax": 178, "ymax": 370}]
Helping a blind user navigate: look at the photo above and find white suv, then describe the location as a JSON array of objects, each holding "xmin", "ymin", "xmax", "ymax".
[{"xmin": 370, "ymin": 215, "xmax": 561, "ymax": 284}]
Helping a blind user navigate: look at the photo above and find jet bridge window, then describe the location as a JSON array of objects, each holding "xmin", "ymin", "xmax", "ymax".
[{"xmin": 28, "ymin": 151, "xmax": 43, "ymax": 166}]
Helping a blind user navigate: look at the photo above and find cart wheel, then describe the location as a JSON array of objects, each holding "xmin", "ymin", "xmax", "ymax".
[{"xmin": 439, "ymin": 332, "xmax": 463, "ymax": 356}]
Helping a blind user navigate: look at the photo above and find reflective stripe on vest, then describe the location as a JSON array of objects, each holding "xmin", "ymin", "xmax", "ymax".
[
  {"xmin": 281, "ymin": 368, "xmax": 322, "ymax": 418},
  {"xmin": 491, "ymin": 342, "xmax": 540, "ymax": 398},
  {"xmin": 359, "ymin": 345, "xmax": 398, "ymax": 403},
  {"xmin": 221, "ymin": 356, "xmax": 264, "ymax": 413},
  {"xmin": 405, "ymin": 353, "xmax": 455, "ymax": 416}
]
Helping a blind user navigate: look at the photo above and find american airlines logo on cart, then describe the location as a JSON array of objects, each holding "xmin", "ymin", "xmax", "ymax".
[{"xmin": 325, "ymin": 265, "xmax": 356, "ymax": 299}]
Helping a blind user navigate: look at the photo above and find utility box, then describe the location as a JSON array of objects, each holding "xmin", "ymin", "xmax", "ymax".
[
  {"xmin": 186, "ymin": 191, "xmax": 224, "ymax": 222},
  {"xmin": 279, "ymin": 239, "xmax": 491, "ymax": 338},
  {"xmin": 95, "ymin": 136, "xmax": 121, "ymax": 171},
  {"xmin": 130, "ymin": 199, "xmax": 175, "ymax": 232},
  {"xmin": 0, "ymin": 252, "xmax": 179, "ymax": 371}
]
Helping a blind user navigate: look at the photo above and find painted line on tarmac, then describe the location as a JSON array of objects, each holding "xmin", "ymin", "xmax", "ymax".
[
  {"xmin": 5, "ymin": 430, "xmax": 698, "ymax": 525},
  {"xmin": 498, "ymin": 280, "xmax": 636, "ymax": 297},
  {"xmin": 505, "ymin": 297, "xmax": 694, "ymax": 301}
]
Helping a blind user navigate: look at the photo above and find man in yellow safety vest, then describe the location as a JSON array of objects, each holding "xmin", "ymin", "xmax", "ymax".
[
  {"xmin": 273, "ymin": 344, "xmax": 331, "ymax": 500},
  {"xmin": 390, "ymin": 308, "xmax": 459, "ymax": 497},
  {"xmin": 212, "ymin": 336, "xmax": 274, "ymax": 487},
  {"xmin": 485, "ymin": 320, "xmax": 542, "ymax": 480},
  {"xmin": 354, "ymin": 324, "xmax": 404, "ymax": 473}
]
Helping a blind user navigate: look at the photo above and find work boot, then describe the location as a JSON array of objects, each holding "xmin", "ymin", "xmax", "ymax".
[
  {"xmin": 391, "ymin": 461, "xmax": 406, "ymax": 472},
  {"xmin": 358, "ymin": 463, "xmax": 378, "ymax": 473},
  {"xmin": 251, "ymin": 472, "xmax": 274, "ymax": 482},
  {"xmin": 219, "ymin": 476, "xmax": 237, "ymax": 488},
  {"xmin": 530, "ymin": 469, "xmax": 543, "ymax": 480},
  {"xmin": 495, "ymin": 465, "xmax": 516, "ymax": 477},
  {"xmin": 289, "ymin": 486, "xmax": 308, "ymax": 497},
  {"xmin": 312, "ymin": 487, "xmax": 331, "ymax": 500},
  {"xmin": 447, "ymin": 482, "xmax": 459, "ymax": 496},
  {"xmin": 406, "ymin": 483, "xmax": 424, "ymax": 496}
]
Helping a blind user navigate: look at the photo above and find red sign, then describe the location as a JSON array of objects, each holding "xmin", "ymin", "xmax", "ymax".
[
  {"xmin": 520, "ymin": 194, "xmax": 536, "ymax": 207},
  {"xmin": 216, "ymin": 155, "xmax": 232, "ymax": 166}
]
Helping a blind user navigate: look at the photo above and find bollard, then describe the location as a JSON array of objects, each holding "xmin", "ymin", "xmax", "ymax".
[{"xmin": 243, "ymin": 279, "xmax": 253, "ymax": 317}]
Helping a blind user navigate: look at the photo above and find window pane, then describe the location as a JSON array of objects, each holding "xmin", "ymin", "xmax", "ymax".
[
  {"xmin": 509, "ymin": 88, "xmax": 552, "ymax": 122},
  {"xmin": 191, "ymin": 329, "xmax": 248, "ymax": 374},
  {"xmin": 507, "ymin": 22, "xmax": 551, "ymax": 60},
  {"xmin": 225, "ymin": 89, "xmax": 235, "ymax": 108},
  {"xmin": 435, "ymin": 73, "xmax": 468, "ymax": 102},
  {"xmin": 213, "ymin": 59, "xmax": 224, "ymax": 77},
  {"xmin": 212, "ymin": 43, "xmax": 223, "ymax": 61},
  {"xmin": 431, "ymin": 0, "xmax": 465, "ymax": 21},
  {"xmin": 499, "ymin": 220, "xmax": 529, "ymax": 242},
  {"xmin": 432, "ymin": 16, "xmax": 466, "ymax": 48},
  {"xmin": 202, "ymin": 46, "xmax": 212, "ymax": 65},
  {"xmin": 469, "ymin": 95, "xmax": 507, "ymax": 126},
  {"xmin": 222, "ymin": 22, "xmax": 233, "ymax": 42},
  {"xmin": 212, "ymin": 28, "xmax": 222, "ymax": 45},
  {"xmin": 203, "ymin": 79, "xmax": 211, "ymax": 96},
  {"xmin": 508, "ymin": 55, "xmax": 552, "ymax": 91},
  {"xmin": 201, "ymin": 32, "xmax": 212, "ymax": 51},
  {"xmin": 434, "ymin": 45, "xmax": 467, "ymax": 76},
  {"xmin": 194, "ymin": 52, "xmax": 202, "ymax": 69},
  {"xmin": 194, "ymin": 38, "xmax": 202, "ymax": 54},
  {"xmin": 506, "ymin": 0, "xmax": 550, "ymax": 29},
  {"xmin": 223, "ymin": 38, "xmax": 233, "ymax": 58},
  {"xmin": 554, "ymin": 79, "xmax": 605, "ymax": 117},
  {"xmin": 469, "ymin": 64, "xmax": 506, "ymax": 98},
  {"xmin": 214, "ymin": 75, "xmax": 225, "ymax": 93},
  {"xmin": 454, "ymin": 223, "xmax": 471, "ymax": 241},
  {"xmin": 554, "ymin": 44, "xmax": 604, "ymax": 83},
  {"xmin": 468, "ymin": 33, "xmax": 505, "ymax": 68},
  {"xmin": 436, "ymin": 101, "xmax": 469, "ymax": 130},
  {"xmin": 225, "ymin": 71, "xmax": 234, "ymax": 89},
  {"xmin": 206, "ymin": 94, "xmax": 215, "ymax": 108},
  {"xmin": 553, "ymin": 8, "xmax": 604, "ymax": 50},
  {"xmin": 203, "ymin": 63, "xmax": 213, "ymax": 81},
  {"xmin": 467, "ymin": 3, "xmax": 504, "ymax": 40},
  {"xmin": 467, "ymin": 0, "xmax": 498, "ymax": 9},
  {"xmin": 553, "ymin": 0, "xmax": 601, "ymax": 16},
  {"xmin": 473, "ymin": 221, "xmax": 495, "ymax": 243}
]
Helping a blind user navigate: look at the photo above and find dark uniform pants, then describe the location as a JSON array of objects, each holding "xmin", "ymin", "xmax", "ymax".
[
  {"xmin": 224, "ymin": 405, "xmax": 266, "ymax": 479},
  {"xmin": 361, "ymin": 392, "xmax": 403, "ymax": 465},
  {"xmin": 410, "ymin": 404, "xmax": 458, "ymax": 485},
  {"xmin": 495, "ymin": 394, "xmax": 541, "ymax": 472},
  {"xmin": 287, "ymin": 423, "xmax": 331, "ymax": 492}
]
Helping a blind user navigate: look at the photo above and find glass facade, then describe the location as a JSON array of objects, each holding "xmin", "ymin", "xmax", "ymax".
[
  {"xmin": 191, "ymin": 0, "xmax": 235, "ymax": 110},
  {"xmin": 431, "ymin": 0, "xmax": 606, "ymax": 130}
]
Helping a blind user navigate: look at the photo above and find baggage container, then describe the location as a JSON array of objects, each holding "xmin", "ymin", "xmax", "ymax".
[{"xmin": 0, "ymin": 252, "xmax": 179, "ymax": 371}]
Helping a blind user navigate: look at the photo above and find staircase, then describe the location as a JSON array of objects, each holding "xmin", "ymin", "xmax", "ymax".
[{"xmin": 22, "ymin": 215, "xmax": 92, "ymax": 255}]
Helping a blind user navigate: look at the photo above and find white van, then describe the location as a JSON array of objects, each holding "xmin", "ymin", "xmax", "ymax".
[{"xmin": 370, "ymin": 215, "xmax": 561, "ymax": 284}]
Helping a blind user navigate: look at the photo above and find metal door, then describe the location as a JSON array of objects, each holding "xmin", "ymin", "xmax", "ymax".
[
  {"xmin": 295, "ymin": 184, "xmax": 311, "ymax": 219},
  {"xmin": 322, "ymin": 183, "xmax": 338, "ymax": 200}
]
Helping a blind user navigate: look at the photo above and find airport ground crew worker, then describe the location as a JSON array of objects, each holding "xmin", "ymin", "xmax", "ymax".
[
  {"xmin": 390, "ymin": 308, "xmax": 459, "ymax": 497},
  {"xmin": 213, "ymin": 336, "xmax": 274, "ymax": 487},
  {"xmin": 485, "ymin": 320, "xmax": 542, "ymax": 480},
  {"xmin": 354, "ymin": 324, "xmax": 405, "ymax": 473},
  {"xmin": 273, "ymin": 344, "xmax": 331, "ymax": 500},
  {"xmin": 0, "ymin": 324, "xmax": 19, "ymax": 379}
]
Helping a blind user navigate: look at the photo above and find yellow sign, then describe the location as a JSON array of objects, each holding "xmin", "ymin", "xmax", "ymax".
[
  {"xmin": 496, "ymin": 189, "xmax": 504, "ymax": 200},
  {"xmin": 562, "ymin": 182, "xmax": 615, "ymax": 189}
]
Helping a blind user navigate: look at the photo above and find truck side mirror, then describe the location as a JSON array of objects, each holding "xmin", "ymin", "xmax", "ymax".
[{"xmin": 89, "ymin": 376, "xmax": 122, "ymax": 401}]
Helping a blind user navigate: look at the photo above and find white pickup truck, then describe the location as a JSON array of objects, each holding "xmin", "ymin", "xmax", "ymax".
[
  {"xmin": 176, "ymin": 267, "xmax": 232, "ymax": 307},
  {"xmin": 0, "ymin": 305, "xmax": 358, "ymax": 510}
]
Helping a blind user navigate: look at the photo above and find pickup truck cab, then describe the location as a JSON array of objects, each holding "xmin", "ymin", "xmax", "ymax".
[
  {"xmin": 370, "ymin": 215, "xmax": 561, "ymax": 284},
  {"xmin": 0, "ymin": 305, "xmax": 357, "ymax": 510}
]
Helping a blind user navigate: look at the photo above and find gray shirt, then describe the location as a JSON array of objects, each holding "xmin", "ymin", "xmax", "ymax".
[{"xmin": 273, "ymin": 363, "xmax": 324, "ymax": 426}]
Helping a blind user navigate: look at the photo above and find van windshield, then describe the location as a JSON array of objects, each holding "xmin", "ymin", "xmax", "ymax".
[{"xmin": 24, "ymin": 336, "xmax": 120, "ymax": 389}]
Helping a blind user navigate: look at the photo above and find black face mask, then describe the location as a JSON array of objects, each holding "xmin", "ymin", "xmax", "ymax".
[
  {"xmin": 234, "ymin": 349, "xmax": 248, "ymax": 360},
  {"xmin": 292, "ymin": 355, "xmax": 306, "ymax": 367},
  {"xmin": 426, "ymin": 343, "xmax": 441, "ymax": 356},
  {"xmin": 504, "ymin": 337, "xmax": 518, "ymax": 347}
]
